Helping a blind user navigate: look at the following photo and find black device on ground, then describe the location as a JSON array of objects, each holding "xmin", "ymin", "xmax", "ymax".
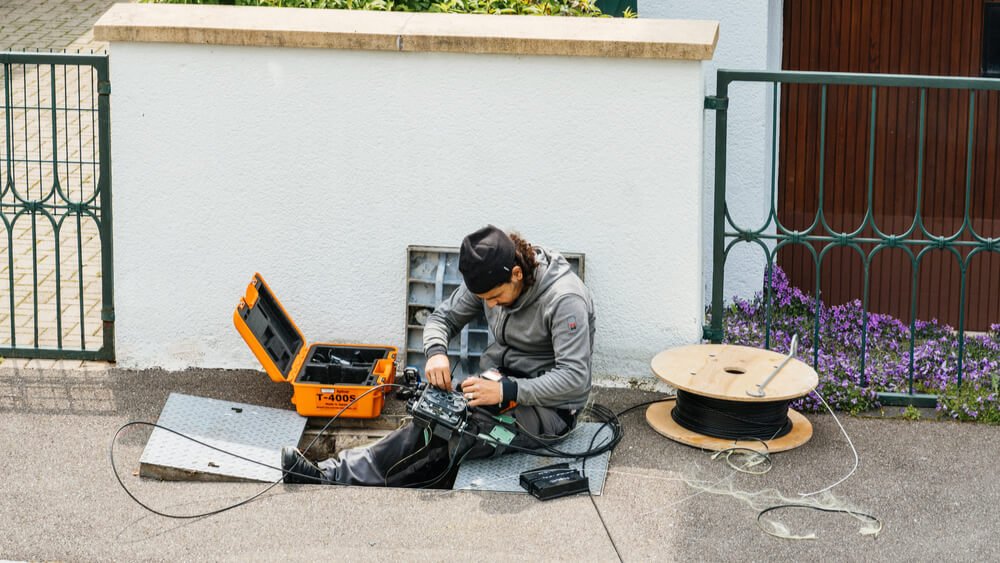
[
  {"xmin": 406, "ymin": 383, "xmax": 469, "ymax": 440},
  {"xmin": 519, "ymin": 463, "xmax": 591, "ymax": 501}
]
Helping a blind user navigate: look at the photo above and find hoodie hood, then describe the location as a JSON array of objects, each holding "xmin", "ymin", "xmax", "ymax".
[{"xmin": 508, "ymin": 247, "xmax": 572, "ymax": 312}]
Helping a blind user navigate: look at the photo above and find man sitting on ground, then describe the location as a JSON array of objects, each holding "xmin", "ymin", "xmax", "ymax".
[{"xmin": 281, "ymin": 225, "xmax": 595, "ymax": 486}]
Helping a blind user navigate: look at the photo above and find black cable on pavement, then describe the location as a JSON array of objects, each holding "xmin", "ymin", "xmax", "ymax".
[
  {"xmin": 109, "ymin": 383, "xmax": 406, "ymax": 519},
  {"xmin": 614, "ymin": 397, "xmax": 676, "ymax": 418},
  {"xmin": 112, "ymin": 387, "xmax": 689, "ymax": 541},
  {"xmin": 573, "ymin": 396, "xmax": 679, "ymax": 563},
  {"xmin": 459, "ymin": 402, "xmax": 623, "ymax": 460},
  {"xmin": 582, "ymin": 415, "xmax": 623, "ymax": 563}
]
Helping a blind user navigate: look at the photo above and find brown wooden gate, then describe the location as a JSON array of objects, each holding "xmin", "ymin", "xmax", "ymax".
[{"xmin": 779, "ymin": 0, "xmax": 1000, "ymax": 330}]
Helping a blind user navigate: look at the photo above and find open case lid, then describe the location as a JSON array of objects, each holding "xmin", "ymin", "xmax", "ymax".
[{"xmin": 233, "ymin": 273, "xmax": 309, "ymax": 383}]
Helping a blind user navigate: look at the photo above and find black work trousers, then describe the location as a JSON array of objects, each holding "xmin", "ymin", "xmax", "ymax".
[{"xmin": 315, "ymin": 404, "xmax": 573, "ymax": 487}]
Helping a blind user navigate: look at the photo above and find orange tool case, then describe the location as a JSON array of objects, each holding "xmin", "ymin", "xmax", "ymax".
[{"xmin": 233, "ymin": 273, "xmax": 397, "ymax": 419}]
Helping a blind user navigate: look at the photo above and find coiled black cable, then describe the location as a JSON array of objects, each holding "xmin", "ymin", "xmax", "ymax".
[
  {"xmin": 671, "ymin": 389, "xmax": 793, "ymax": 441},
  {"xmin": 471, "ymin": 402, "xmax": 624, "ymax": 459}
]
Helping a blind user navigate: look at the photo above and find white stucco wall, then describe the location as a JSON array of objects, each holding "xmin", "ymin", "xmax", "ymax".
[
  {"xmin": 109, "ymin": 41, "xmax": 707, "ymax": 379},
  {"xmin": 642, "ymin": 1, "xmax": 783, "ymax": 303}
]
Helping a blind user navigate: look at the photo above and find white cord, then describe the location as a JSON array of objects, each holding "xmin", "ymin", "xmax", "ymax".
[
  {"xmin": 798, "ymin": 388, "xmax": 859, "ymax": 497},
  {"xmin": 638, "ymin": 467, "xmax": 740, "ymax": 517}
]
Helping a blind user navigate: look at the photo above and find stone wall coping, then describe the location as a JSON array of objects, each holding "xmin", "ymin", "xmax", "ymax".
[{"xmin": 94, "ymin": 3, "xmax": 718, "ymax": 60}]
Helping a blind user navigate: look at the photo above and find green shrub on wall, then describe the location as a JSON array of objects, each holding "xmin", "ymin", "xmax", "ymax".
[{"xmin": 147, "ymin": 0, "xmax": 635, "ymax": 17}]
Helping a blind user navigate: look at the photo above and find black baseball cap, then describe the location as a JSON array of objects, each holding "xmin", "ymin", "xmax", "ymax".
[{"xmin": 459, "ymin": 225, "xmax": 516, "ymax": 294}]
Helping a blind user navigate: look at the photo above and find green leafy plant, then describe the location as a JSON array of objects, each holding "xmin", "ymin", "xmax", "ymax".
[
  {"xmin": 146, "ymin": 0, "xmax": 636, "ymax": 17},
  {"xmin": 901, "ymin": 405, "xmax": 921, "ymax": 421}
]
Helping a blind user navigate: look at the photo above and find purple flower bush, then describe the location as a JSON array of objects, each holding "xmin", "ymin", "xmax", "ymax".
[{"xmin": 721, "ymin": 266, "xmax": 1000, "ymax": 423}]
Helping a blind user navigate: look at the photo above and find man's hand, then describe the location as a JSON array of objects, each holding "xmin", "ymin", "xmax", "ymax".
[
  {"xmin": 424, "ymin": 354, "xmax": 452, "ymax": 390},
  {"xmin": 460, "ymin": 377, "xmax": 502, "ymax": 408}
]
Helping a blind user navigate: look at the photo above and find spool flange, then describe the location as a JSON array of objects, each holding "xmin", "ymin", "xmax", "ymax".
[{"xmin": 648, "ymin": 344, "xmax": 818, "ymax": 452}]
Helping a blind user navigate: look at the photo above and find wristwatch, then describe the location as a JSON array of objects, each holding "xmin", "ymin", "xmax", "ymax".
[
  {"xmin": 480, "ymin": 369, "xmax": 502, "ymax": 382},
  {"xmin": 480, "ymin": 369, "xmax": 503, "ymax": 407}
]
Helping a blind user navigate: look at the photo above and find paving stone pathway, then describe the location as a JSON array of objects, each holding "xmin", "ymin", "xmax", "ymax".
[
  {"xmin": 1, "ymin": 0, "xmax": 118, "ymax": 52},
  {"xmin": 1, "ymin": 0, "xmax": 124, "ymax": 368}
]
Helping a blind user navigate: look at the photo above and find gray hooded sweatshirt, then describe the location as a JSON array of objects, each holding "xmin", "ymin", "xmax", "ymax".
[{"xmin": 422, "ymin": 246, "xmax": 595, "ymax": 411}]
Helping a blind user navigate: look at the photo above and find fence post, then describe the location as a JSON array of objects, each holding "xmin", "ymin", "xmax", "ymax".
[{"xmin": 704, "ymin": 76, "xmax": 729, "ymax": 344}]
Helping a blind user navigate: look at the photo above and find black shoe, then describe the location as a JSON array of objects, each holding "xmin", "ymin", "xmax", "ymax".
[{"xmin": 281, "ymin": 446, "xmax": 325, "ymax": 485}]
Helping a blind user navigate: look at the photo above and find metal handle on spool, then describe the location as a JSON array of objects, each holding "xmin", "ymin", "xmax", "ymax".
[{"xmin": 746, "ymin": 335, "xmax": 799, "ymax": 398}]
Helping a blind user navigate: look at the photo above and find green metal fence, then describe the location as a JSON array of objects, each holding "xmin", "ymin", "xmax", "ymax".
[
  {"xmin": 706, "ymin": 69, "xmax": 1000, "ymax": 407},
  {"xmin": 1, "ymin": 52, "xmax": 114, "ymax": 361},
  {"xmin": 594, "ymin": 0, "xmax": 636, "ymax": 17}
]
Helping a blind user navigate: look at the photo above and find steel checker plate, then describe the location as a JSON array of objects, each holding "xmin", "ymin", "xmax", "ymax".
[
  {"xmin": 139, "ymin": 393, "xmax": 306, "ymax": 482},
  {"xmin": 452, "ymin": 422, "xmax": 612, "ymax": 495}
]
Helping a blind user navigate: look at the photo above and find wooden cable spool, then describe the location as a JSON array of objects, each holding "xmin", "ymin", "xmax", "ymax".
[{"xmin": 646, "ymin": 344, "xmax": 818, "ymax": 453}]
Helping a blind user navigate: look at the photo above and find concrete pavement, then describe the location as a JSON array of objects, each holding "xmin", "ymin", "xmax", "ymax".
[
  {"xmin": 3, "ymin": 5, "xmax": 996, "ymax": 558},
  {"xmin": 1, "ymin": 366, "xmax": 997, "ymax": 561}
]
